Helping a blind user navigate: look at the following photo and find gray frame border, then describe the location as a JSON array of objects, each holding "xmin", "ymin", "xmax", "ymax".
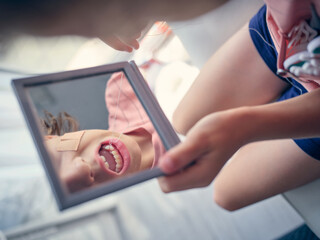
[{"xmin": 11, "ymin": 61, "xmax": 180, "ymax": 210}]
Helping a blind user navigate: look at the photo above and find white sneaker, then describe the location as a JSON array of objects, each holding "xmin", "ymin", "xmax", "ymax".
[
  {"xmin": 307, "ymin": 35, "xmax": 320, "ymax": 56},
  {"xmin": 282, "ymin": 21, "xmax": 317, "ymax": 71}
]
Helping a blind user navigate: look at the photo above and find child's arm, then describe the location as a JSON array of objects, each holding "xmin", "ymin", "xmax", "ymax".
[
  {"xmin": 158, "ymin": 89, "xmax": 320, "ymax": 208},
  {"xmin": 96, "ymin": 0, "xmax": 229, "ymax": 52}
]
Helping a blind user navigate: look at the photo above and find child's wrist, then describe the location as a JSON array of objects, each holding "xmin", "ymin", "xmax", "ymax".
[{"xmin": 231, "ymin": 106, "xmax": 261, "ymax": 146}]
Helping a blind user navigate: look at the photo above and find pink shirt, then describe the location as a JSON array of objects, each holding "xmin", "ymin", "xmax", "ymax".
[
  {"xmin": 105, "ymin": 72, "xmax": 165, "ymax": 166},
  {"xmin": 265, "ymin": 0, "xmax": 320, "ymax": 91},
  {"xmin": 265, "ymin": 0, "xmax": 319, "ymax": 33}
]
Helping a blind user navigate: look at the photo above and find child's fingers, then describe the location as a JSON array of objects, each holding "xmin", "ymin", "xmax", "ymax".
[
  {"xmin": 119, "ymin": 37, "xmax": 140, "ymax": 50},
  {"xmin": 159, "ymin": 137, "xmax": 208, "ymax": 174},
  {"xmin": 158, "ymin": 157, "xmax": 214, "ymax": 193},
  {"xmin": 100, "ymin": 35, "xmax": 133, "ymax": 52},
  {"xmin": 118, "ymin": 31, "xmax": 142, "ymax": 50}
]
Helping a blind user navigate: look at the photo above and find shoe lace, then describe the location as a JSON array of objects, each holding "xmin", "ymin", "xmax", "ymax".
[{"xmin": 287, "ymin": 21, "xmax": 317, "ymax": 49}]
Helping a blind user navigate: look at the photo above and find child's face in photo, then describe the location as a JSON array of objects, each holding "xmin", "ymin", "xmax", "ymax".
[{"xmin": 45, "ymin": 129, "xmax": 142, "ymax": 193}]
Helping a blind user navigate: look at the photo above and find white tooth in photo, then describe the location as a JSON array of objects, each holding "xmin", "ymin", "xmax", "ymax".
[
  {"xmin": 105, "ymin": 161, "xmax": 110, "ymax": 168},
  {"xmin": 115, "ymin": 158, "xmax": 122, "ymax": 166},
  {"xmin": 101, "ymin": 155, "xmax": 106, "ymax": 162},
  {"xmin": 104, "ymin": 145, "xmax": 110, "ymax": 150}
]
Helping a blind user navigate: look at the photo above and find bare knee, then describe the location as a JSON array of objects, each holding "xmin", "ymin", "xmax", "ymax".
[{"xmin": 213, "ymin": 181, "xmax": 244, "ymax": 211}]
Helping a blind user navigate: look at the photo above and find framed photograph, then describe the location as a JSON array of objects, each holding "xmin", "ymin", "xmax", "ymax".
[{"xmin": 11, "ymin": 61, "xmax": 180, "ymax": 210}]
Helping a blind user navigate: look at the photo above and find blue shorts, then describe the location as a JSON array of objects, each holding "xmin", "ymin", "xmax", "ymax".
[{"xmin": 249, "ymin": 5, "xmax": 320, "ymax": 160}]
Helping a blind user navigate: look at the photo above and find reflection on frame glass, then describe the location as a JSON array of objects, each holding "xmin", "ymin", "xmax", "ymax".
[{"xmin": 26, "ymin": 70, "xmax": 165, "ymax": 194}]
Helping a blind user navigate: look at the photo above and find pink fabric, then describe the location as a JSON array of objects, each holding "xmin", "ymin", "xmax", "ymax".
[
  {"xmin": 105, "ymin": 72, "xmax": 165, "ymax": 166},
  {"xmin": 265, "ymin": 0, "xmax": 320, "ymax": 91},
  {"xmin": 264, "ymin": 0, "xmax": 319, "ymax": 34}
]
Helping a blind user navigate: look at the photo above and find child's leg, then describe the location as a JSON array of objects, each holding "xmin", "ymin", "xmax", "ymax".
[
  {"xmin": 213, "ymin": 139, "xmax": 320, "ymax": 211},
  {"xmin": 173, "ymin": 23, "xmax": 289, "ymax": 134}
]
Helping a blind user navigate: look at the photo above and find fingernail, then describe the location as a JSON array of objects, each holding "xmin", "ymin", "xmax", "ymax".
[
  {"xmin": 133, "ymin": 43, "xmax": 140, "ymax": 50},
  {"xmin": 160, "ymin": 156, "xmax": 174, "ymax": 172},
  {"xmin": 160, "ymin": 182, "xmax": 171, "ymax": 193}
]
